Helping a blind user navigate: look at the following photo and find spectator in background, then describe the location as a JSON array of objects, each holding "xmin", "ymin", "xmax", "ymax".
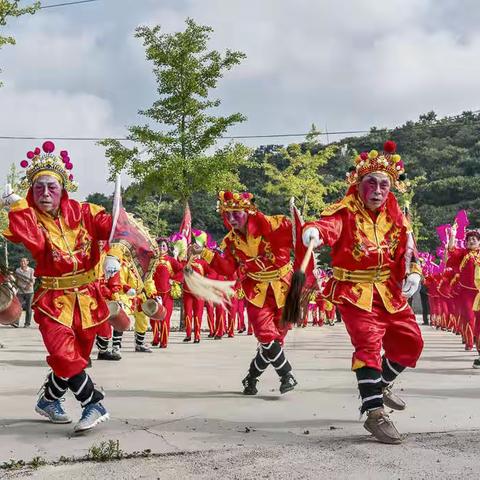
[
  {"xmin": 15, "ymin": 257, "xmax": 35, "ymax": 327},
  {"xmin": 419, "ymin": 280, "xmax": 430, "ymax": 326}
]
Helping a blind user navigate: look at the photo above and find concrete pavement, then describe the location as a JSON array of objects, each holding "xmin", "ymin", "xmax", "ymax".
[{"xmin": 0, "ymin": 317, "xmax": 479, "ymax": 478}]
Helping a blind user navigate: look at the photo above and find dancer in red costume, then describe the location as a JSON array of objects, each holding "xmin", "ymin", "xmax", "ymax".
[
  {"xmin": 1, "ymin": 141, "xmax": 111, "ymax": 432},
  {"xmin": 95, "ymin": 244, "xmax": 122, "ymax": 361},
  {"xmin": 182, "ymin": 251, "xmax": 212, "ymax": 343},
  {"xmin": 302, "ymin": 141, "xmax": 423, "ymax": 444},
  {"xmin": 447, "ymin": 226, "xmax": 480, "ymax": 366},
  {"xmin": 151, "ymin": 237, "xmax": 183, "ymax": 348},
  {"xmin": 195, "ymin": 191, "xmax": 297, "ymax": 395}
]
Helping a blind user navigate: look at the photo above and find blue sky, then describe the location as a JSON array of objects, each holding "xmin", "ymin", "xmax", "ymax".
[{"xmin": 1, "ymin": 0, "xmax": 480, "ymax": 197}]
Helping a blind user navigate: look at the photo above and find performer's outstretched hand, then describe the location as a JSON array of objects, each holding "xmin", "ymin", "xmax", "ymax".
[
  {"xmin": 104, "ymin": 255, "xmax": 121, "ymax": 279},
  {"xmin": 401, "ymin": 273, "xmax": 421, "ymax": 298},
  {"xmin": 302, "ymin": 227, "xmax": 322, "ymax": 248},
  {"xmin": 1, "ymin": 183, "xmax": 21, "ymax": 208}
]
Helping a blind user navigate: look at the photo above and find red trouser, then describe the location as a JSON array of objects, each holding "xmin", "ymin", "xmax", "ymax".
[
  {"xmin": 214, "ymin": 304, "xmax": 225, "ymax": 337},
  {"xmin": 96, "ymin": 320, "xmax": 112, "ymax": 339},
  {"xmin": 313, "ymin": 307, "xmax": 324, "ymax": 326},
  {"xmin": 246, "ymin": 292, "xmax": 290, "ymax": 344},
  {"xmin": 183, "ymin": 293, "xmax": 204, "ymax": 340},
  {"xmin": 237, "ymin": 298, "xmax": 246, "ymax": 331},
  {"xmin": 151, "ymin": 293, "xmax": 174, "ymax": 347},
  {"xmin": 227, "ymin": 298, "xmax": 237, "ymax": 337},
  {"xmin": 458, "ymin": 288, "xmax": 480, "ymax": 350},
  {"xmin": 36, "ymin": 304, "xmax": 100, "ymax": 378},
  {"xmin": 337, "ymin": 291, "xmax": 423, "ymax": 371},
  {"xmin": 205, "ymin": 302, "xmax": 216, "ymax": 336}
]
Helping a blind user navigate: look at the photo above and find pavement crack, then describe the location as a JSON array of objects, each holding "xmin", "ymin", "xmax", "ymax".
[{"xmin": 140, "ymin": 427, "xmax": 180, "ymax": 451}]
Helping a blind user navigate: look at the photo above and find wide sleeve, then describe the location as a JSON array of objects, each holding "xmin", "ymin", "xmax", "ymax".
[
  {"xmin": 170, "ymin": 257, "xmax": 184, "ymax": 274},
  {"xmin": 303, "ymin": 212, "xmax": 343, "ymax": 247},
  {"xmin": 3, "ymin": 199, "xmax": 46, "ymax": 256},
  {"xmin": 202, "ymin": 240, "xmax": 238, "ymax": 277},
  {"xmin": 85, "ymin": 203, "xmax": 113, "ymax": 241}
]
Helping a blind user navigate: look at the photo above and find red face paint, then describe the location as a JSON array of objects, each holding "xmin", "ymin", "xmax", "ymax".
[
  {"xmin": 358, "ymin": 173, "xmax": 391, "ymax": 212},
  {"xmin": 225, "ymin": 210, "xmax": 248, "ymax": 231},
  {"xmin": 32, "ymin": 175, "xmax": 62, "ymax": 215}
]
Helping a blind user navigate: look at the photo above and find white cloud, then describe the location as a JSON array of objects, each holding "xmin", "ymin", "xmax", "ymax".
[
  {"xmin": 1, "ymin": 0, "xmax": 480, "ymax": 199},
  {"xmin": 0, "ymin": 86, "xmax": 122, "ymax": 199}
]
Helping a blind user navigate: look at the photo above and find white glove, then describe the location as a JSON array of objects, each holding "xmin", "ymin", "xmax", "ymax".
[
  {"xmin": 402, "ymin": 273, "xmax": 421, "ymax": 298},
  {"xmin": 126, "ymin": 288, "xmax": 136, "ymax": 297},
  {"xmin": 104, "ymin": 255, "xmax": 121, "ymax": 280},
  {"xmin": 302, "ymin": 227, "xmax": 322, "ymax": 248},
  {"xmin": 1, "ymin": 183, "xmax": 21, "ymax": 208}
]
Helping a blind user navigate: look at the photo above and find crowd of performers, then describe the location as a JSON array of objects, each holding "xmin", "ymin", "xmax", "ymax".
[
  {"xmin": 420, "ymin": 216, "xmax": 480, "ymax": 369},
  {"xmin": 0, "ymin": 138, "xmax": 442, "ymax": 445}
]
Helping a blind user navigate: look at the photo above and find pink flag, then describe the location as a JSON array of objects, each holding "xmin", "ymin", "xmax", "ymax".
[
  {"xmin": 436, "ymin": 224, "xmax": 451, "ymax": 245},
  {"xmin": 454, "ymin": 210, "xmax": 469, "ymax": 242}
]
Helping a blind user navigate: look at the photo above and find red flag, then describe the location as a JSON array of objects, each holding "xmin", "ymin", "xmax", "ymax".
[
  {"xmin": 179, "ymin": 202, "xmax": 192, "ymax": 246},
  {"xmin": 110, "ymin": 204, "xmax": 158, "ymax": 281}
]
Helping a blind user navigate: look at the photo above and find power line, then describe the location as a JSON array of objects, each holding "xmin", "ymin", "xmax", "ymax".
[
  {"xmin": 0, "ymin": 120, "xmax": 478, "ymax": 142},
  {"xmin": 0, "ymin": 110, "xmax": 479, "ymax": 142},
  {"xmin": 39, "ymin": 0, "xmax": 101, "ymax": 10}
]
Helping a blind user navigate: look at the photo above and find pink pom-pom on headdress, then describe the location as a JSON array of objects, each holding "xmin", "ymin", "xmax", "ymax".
[
  {"xmin": 26, "ymin": 151, "xmax": 35, "ymax": 159},
  {"xmin": 69, "ymin": 174, "xmax": 74, "ymax": 181},
  {"xmin": 62, "ymin": 156, "xmax": 70, "ymax": 164},
  {"xmin": 20, "ymin": 160, "xmax": 28, "ymax": 168},
  {"xmin": 34, "ymin": 147, "xmax": 41, "ymax": 155},
  {"xmin": 60, "ymin": 150, "xmax": 68, "ymax": 158},
  {"xmin": 42, "ymin": 141, "xmax": 55, "ymax": 154},
  {"xmin": 65, "ymin": 163, "xmax": 73, "ymax": 171}
]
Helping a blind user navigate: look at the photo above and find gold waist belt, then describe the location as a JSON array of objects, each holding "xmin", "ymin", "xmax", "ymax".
[
  {"xmin": 247, "ymin": 263, "xmax": 292, "ymax": 282},
  {"xmin": 333, "ymin": 266, "xmax": 390, "ymax": 283},
  {"xmin": 40, "ymin": 268, "xmax": 98, "ymax": 290}
]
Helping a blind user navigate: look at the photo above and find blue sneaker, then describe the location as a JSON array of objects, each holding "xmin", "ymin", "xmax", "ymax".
[
  {"xmin": 35, "ymin": 396, "xmax": 72, "ymax": 424},
  {"xmin": 74, "ymin": 402, "xmax": 109, "ymax": 433}
]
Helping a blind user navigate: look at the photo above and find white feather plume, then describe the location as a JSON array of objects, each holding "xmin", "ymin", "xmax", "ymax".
[{"xmin": 184, "ymin": 270, "xmax": 235, "ymax": 308}]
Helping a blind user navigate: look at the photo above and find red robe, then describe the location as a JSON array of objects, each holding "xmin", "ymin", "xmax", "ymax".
[{"xmin": 4, "ymin": 191, "xmax": 112, "ymax": 329}]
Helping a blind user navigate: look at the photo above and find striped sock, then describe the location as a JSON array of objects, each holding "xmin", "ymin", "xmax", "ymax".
[
  {"xmin": 248, "ymin": 343, "xmax": 271, "ymax": 378},
  {"xmin": 43, "ymin": 372, "xmax": 68, "ymax": 402},
  {"xmin": 96, "ymin": 335, "xmax": 109, "ymax": 353},
  {"xmin": 380, "ymin": 357, "xmax": 406, "ymax": 388},
  {"xmin": 112, "ymin": 330, "xmax": 123, "ymax": 350},
  {"xmin": 135, "ymin": 332, "xmax": 146, "ymax": 347},
  {"xmin": 263, "ymin": 340, "xmax": 292, "ymax": 377},
  {"xmin": 67, "ymin": 371, "xmax": 104, "ymax": 407},
  {"xmin": 356, "ymin": 367, "xmax": 383, "ymax": 413}
]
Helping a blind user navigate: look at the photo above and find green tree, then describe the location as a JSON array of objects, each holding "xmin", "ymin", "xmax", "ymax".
[
  {"xmin": 100, "ymin": 18, "xmax": 249, "ymax": 203},
  {"xmin": 85, "ymin": 192, "xmax": 112, "ymax": 211},
  {"xmin": 263, "ymin": 126, "xmax": 339, "ymax": 219},
  {"xmin": 0, "ymin": 0, "xmax": 40, "ymax": 85},
  {"xmin": 0, "ymin": 163, "xmax": 30, "ymax": 267}
]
